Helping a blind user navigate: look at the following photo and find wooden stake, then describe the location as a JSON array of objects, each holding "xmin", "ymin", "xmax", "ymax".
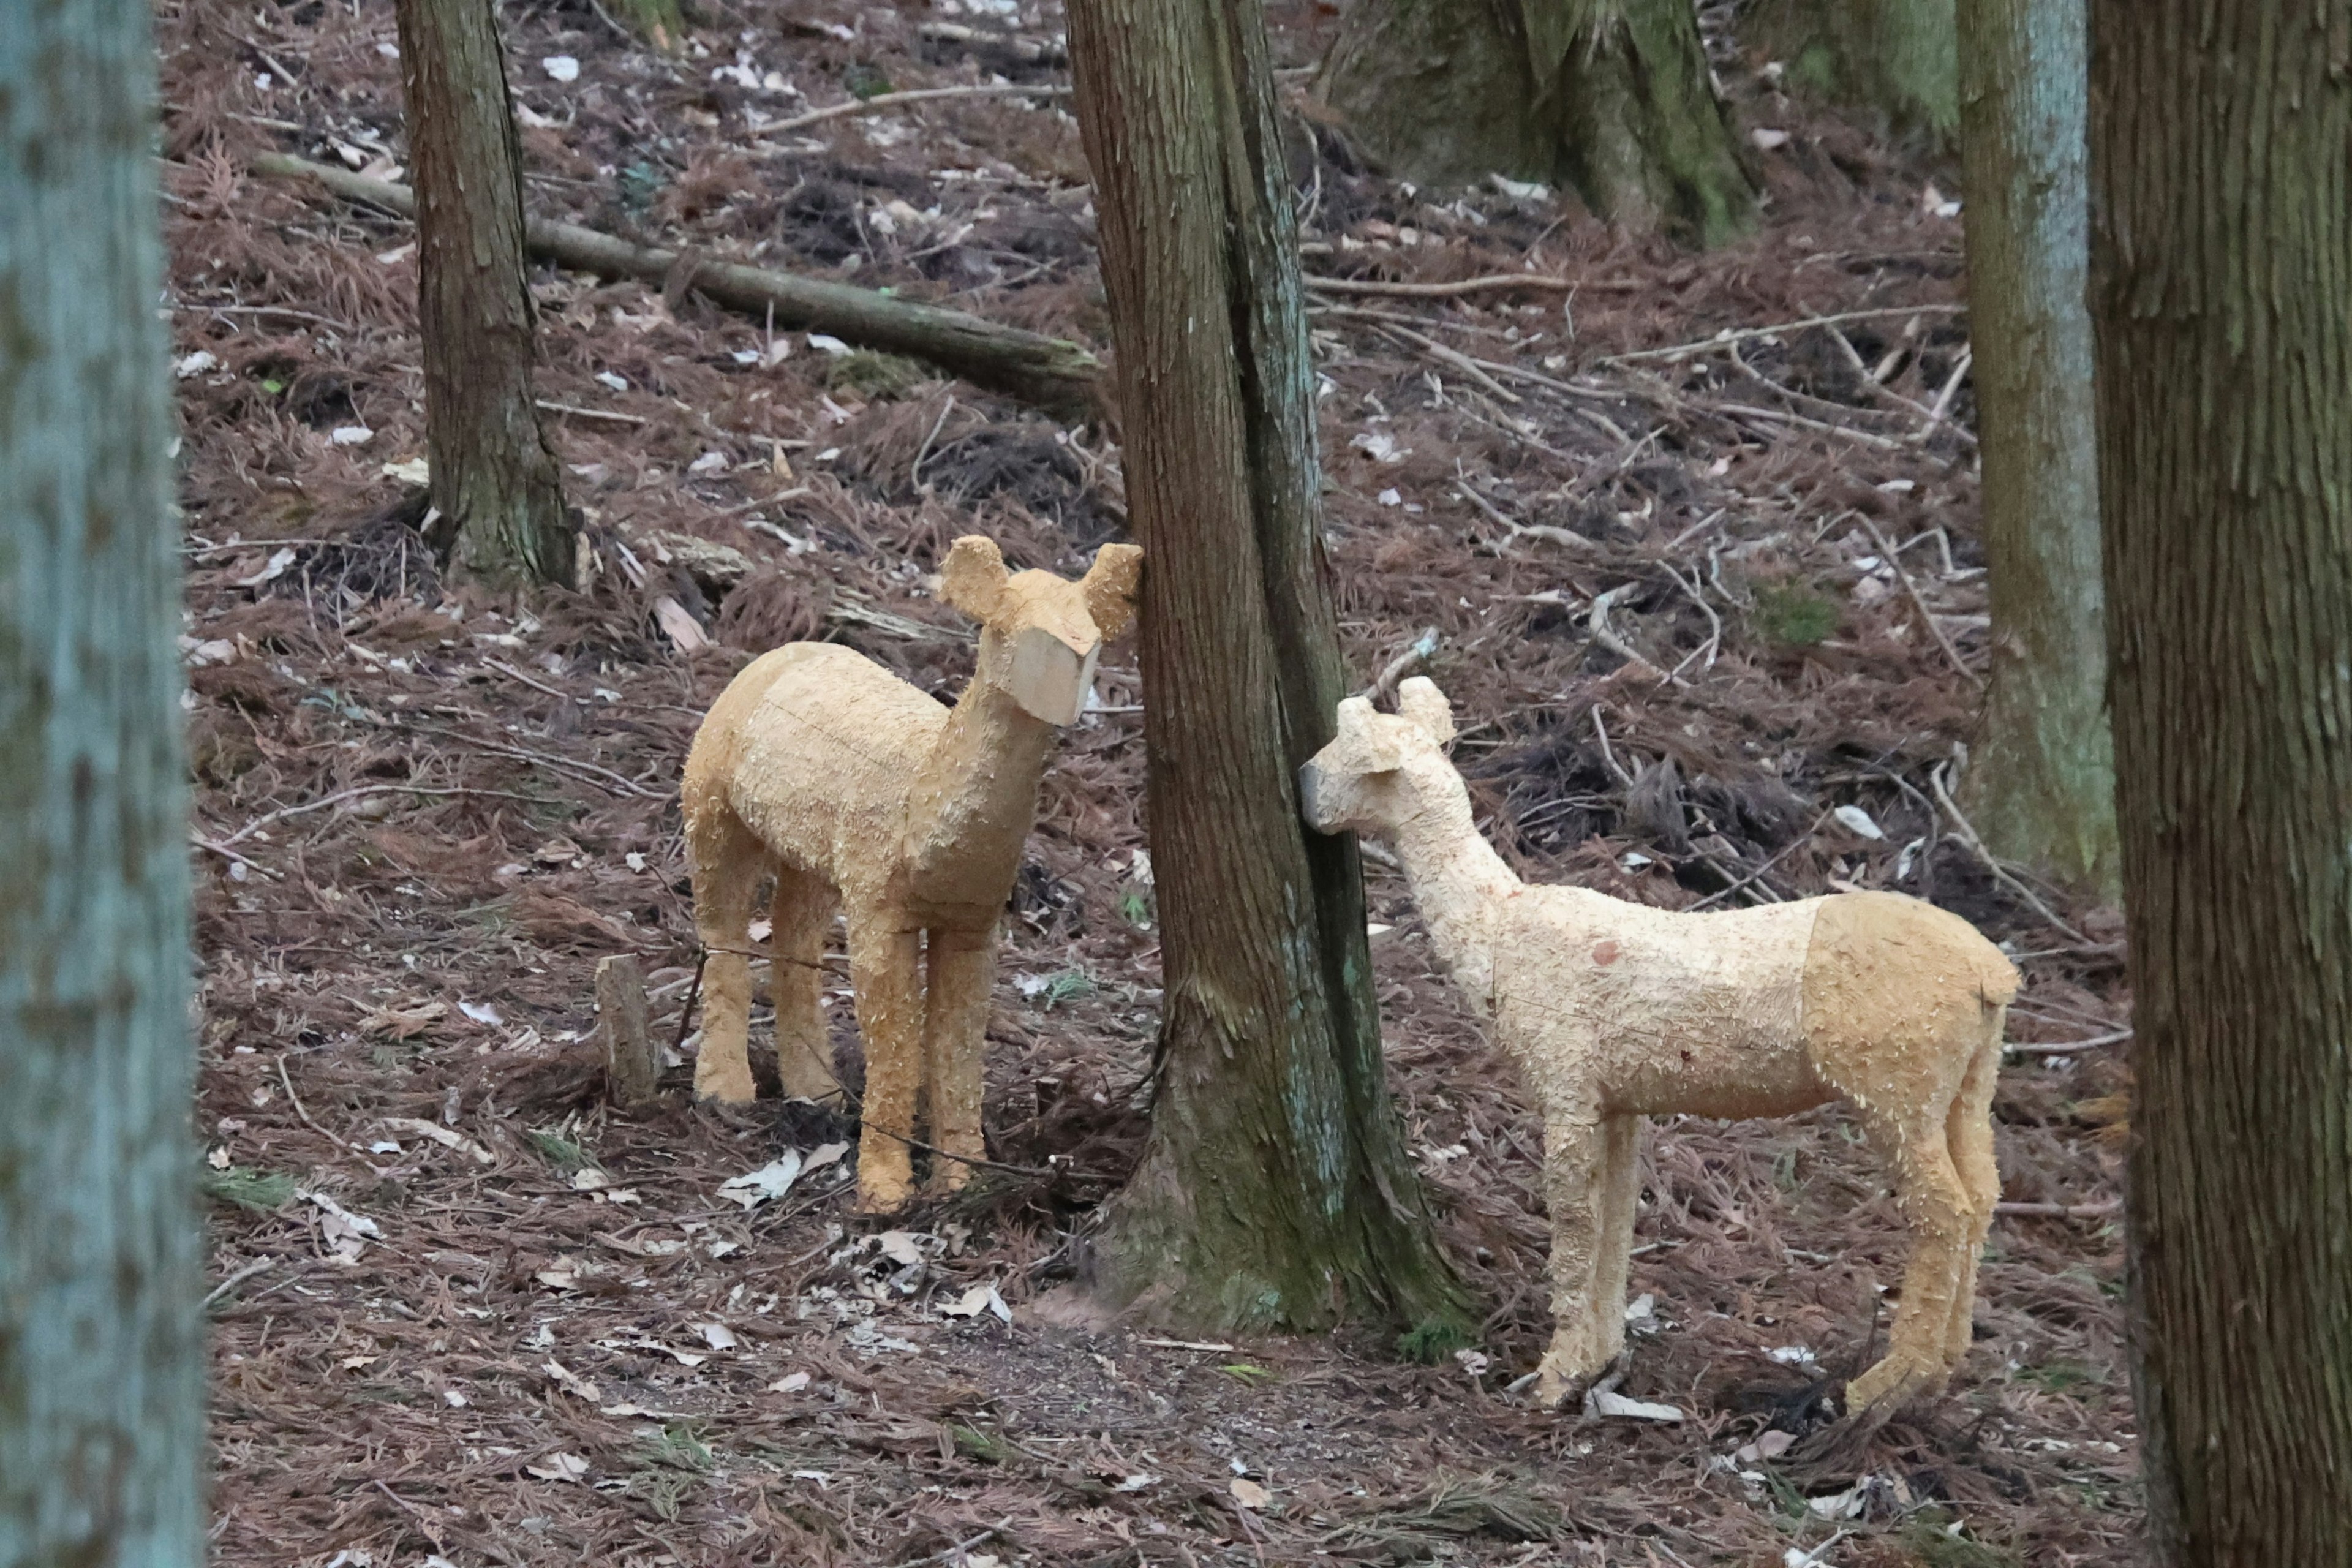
[{"xmin": 595, "ymin": 954, "xmax": 658, "ymax": 1106}]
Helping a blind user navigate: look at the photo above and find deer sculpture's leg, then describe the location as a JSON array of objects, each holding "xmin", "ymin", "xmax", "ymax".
[
  {"xmin": 1847, "ymin": 1105, "xmax": 1974, "ymax": 1411},
  {"xmin": 920, "ymin": 922, "xmax": 998, "ymax": 1196},
  {"xmin": 848, "ymin": 912, "xmax": 924, "ymax": 1212},
  {"xmin": 1940, "ymin": 1030, "xmax": 2003, "ymax": 1368},
  {"xmin": 688, "ymin": 805, "xmax": 764, "ymax": 1104},
  {"xmin": 1585, "ymin": 1112, "xmax": 1645, "ymax": 1370},
  {"xmin": 1534, "ymin": 1109, "xmax": 1613, "ymax": 1407},
  {"xmin": 770, "ymin": 866, "xmax": 841, "ymax": 1104}
]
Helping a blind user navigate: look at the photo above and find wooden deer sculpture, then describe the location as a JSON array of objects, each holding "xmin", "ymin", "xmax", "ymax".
[
  {"xmin": 682, "ymin": 535, "xmax": 1142, "ymax": 1211},
  {"xmin": 1300, "ymin": 679, "xmax": 2016, "ymax": 1411}
]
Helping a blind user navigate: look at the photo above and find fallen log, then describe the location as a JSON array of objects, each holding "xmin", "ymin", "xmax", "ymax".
[{"xmin": 251, "ymin": 151, "xmax": 1106, "ymax": 418}]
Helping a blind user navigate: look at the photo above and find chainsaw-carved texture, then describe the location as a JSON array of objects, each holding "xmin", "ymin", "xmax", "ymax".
[
  {"xmin": 682, "ymin": 535, "xmax": 1142, "ymax": 1210},
  {"xmin": 1300, "ymin": 679, "xmax": 2016, "ymax": 1410}
]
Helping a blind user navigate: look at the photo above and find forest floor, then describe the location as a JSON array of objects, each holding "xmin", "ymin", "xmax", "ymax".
[{"xmin": 162, "ymin": 0, "xmax": 2141, "ymax": 1562}]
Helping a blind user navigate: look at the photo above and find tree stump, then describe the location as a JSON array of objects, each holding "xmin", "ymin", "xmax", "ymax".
[{"xmin": 595, "ymin": 955, "xmax": 658, "ymax": 1106}]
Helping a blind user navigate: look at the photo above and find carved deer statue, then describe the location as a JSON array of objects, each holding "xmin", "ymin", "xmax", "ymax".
[
  {"xmin": 682, "ymin": 535, "xmax": 1142, "ymax": 1211},
  {"xmin": 1300, "ymin": 679, "xmax": 2016, "ymax": 1411}
]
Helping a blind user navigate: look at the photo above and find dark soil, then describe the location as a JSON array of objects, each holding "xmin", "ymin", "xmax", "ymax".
[{"xmin": 164, "ymin": 0, "xmax": 2141, "ymax": 1562}]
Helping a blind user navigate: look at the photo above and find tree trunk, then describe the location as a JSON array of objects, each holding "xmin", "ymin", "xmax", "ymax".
[
  {"xmin": 608, "ymin": 0, "xmax": 682, "ymax": 50},
  {"xmin": 1749, "ymin": 0, "xmax": 1958, "ymax": 149},
  {"xmin": 1952, "ymin": 0, "xmax": 2115, "ymax": 894},
  {"xmin": 1321, "ymin": 0, "xmax": 1756, "ymax": 248},
  {"xmin": 2091, "ymin": 2, "xmax": 2352, "ymax": 1558},
  {"xmin": 394, "ymin": 0, "xmax": 575, "ymax": 590},
  {"xmin": 0, "ymin": 0, "xmax": 205, "ymax": 1557},
  {"xmin": 1066, "ymin": 0, "xmax": 1474, "ymax": 1338}
]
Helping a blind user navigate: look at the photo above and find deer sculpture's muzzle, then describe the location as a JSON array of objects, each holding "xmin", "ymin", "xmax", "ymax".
[{"xmin": 1005, "ymin": 625, "xmax": 1102, "ymax": 726}]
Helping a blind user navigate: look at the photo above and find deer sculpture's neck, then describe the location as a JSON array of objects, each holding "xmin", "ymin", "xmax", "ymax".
[
  {"xmin": 900, "ymin": 643, "xmax": 1057, "ymax": 910},
  {"xmin": 1384, "ymin": 766, "xmax": 1522, "ymax": 1009}
]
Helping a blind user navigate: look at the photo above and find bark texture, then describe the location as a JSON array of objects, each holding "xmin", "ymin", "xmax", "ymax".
[
  {"xmin": 1954, "ymin": 0, "xmax": 2115, "ymax": 894},
  {"xmin": 2090, "ymin": 2, "xmax": 2352, "ymax": 1558},
  {"xmin": 1751, "ymin": 0, "xmax": 1958, "ymax": 149},
  {"xmin": 1321, "ymin": 0, "xmax": 1755, "ymax": 247},
  {"xmin": 1066, "ymin": 0, "xmax": 1472, "ymax": 1335},
  {"xmin": 393, "ymin": 0, "xmax": 573, "ymax": 589},
  {"xmin": 253, "ymin": 153, "xmax": 1107, "ymax": 418},
  {"xmin": 0, "ymin": 0, "xmax": 205, "ymax": 1559}
]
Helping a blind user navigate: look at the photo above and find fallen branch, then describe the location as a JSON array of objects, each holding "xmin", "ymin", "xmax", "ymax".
[
  {"xmin": 252, "ymin": 153, "xmax": 1105, "ymax": 417},
  {"xmin": 2007, "ymin": 1028, "xmax": 2132, "ymax": 1055},
  {"xmin": 1597, "ymin": 304, "xmax": 1967, "ymax": 366},
  {"xmin": 1854, "ymin": 514, "xmax": 1983, "ymax": 687},
  {"xmin": 766, "ymin": 82, "xmax": 1071, "ymax": 135},
  {"xmin": 1306, "ymin": 271, "xmax": 1580, "ymax": 300},
  {"xmin": 1995, "ymin": 1199, "xmax": 2120, "ymax": 1221}
]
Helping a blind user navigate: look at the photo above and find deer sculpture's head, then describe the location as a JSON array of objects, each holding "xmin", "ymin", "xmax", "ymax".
[
  {"xmin": 938, "ymin": 534, "xmax": 1144, "ymax": 725},
  {"xmin": 1298, "ymin": 677, "xmax": 1461, "ymax": 838}
]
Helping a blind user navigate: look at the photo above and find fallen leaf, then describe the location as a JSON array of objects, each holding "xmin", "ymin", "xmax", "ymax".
[
  {"xmin": 541, "ymin": 55, "xmax": 579, "ymax": 81},
  {"xmin": 937, "ymin": 1281, "xmax": 1009, "ymax": 1321},
  {"xmin": 768, "ymin": 1371, "xmax": 812, "ymax": 1394},
  {"xmin": 206, "ymin": 1145, "xmax": 232, "ymax": 1169},
  {"xmin": 526, "ymin": 1452, "xmax": 590, "ymax": 1483},
  {"xmin": 379, "ymin": 1116, "xmax": 496, "ymax": 1166},
  {"xmin": 1230, "ymin": 1477, "xmax": 1272, "ymax": 1510},
  {"xmin": 1114, "ymin": 1473, "xmax": 1158, "ymax": 1492},
  {"xmin": 1588, "ymin": 1389, "xmax": 1685, "ymax": 1423},
  {"xmin": 653, "ymin": 595, "xmax": 710, "ymax": 654},
  {"xmin": 339, "ymin": 1354, "xmax": 379, "ymax": 1370},
  {"xmin": 234, "ymin": 547, "xmax": 298, "ymax": 589},
  {"xmin": 718, "ymin": 1151, "xmax": 804, "ymax": 1209},
  {"xmin": 458, "ymin": 1000, "xmax": 504, "ymax": 1026},
  {"xmin": 330, "ymin": 424, "xmax": 374, "ymax": 447},
  {"xmin": 1833, "ymin": 804, "xmax": 1885, "ymax": 841},
  {"xmin": 541, "ymin": 1359, "xmax": 601, "ymax": 1403},
  {"xmin": 697, "ymin": 1321, "xmax": 740, "ymax": 1351},
  {"xmin": 532, "ymin": 837, "xmax": 581, "ymax": 866},
  {"xmin": 571, "ymin": 1167, "xmax": 609, "ymax": 1191},
  {"xmin": 876, "ymin": 1230, "xmax": 927, "ymax": 1268},
  {"xmin": 360, "ymin": 1000, "xmax": 447, "ymax": 1040}
]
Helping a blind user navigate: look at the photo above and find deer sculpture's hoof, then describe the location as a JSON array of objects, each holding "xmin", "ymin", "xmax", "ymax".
[
  {"xmin": 1845, "ymin": 1355, "xmax": 1948, "ymax": 1414},
  {"xmin": 693, "ymin": 1068, "xmax": 758, "ymax": 1106}
]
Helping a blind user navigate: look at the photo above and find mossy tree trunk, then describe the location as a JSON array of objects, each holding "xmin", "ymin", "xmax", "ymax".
[
  {"xmin": 1321, "ymin": 0, "xmax": 1756, "ymax": 247},
  {"xmin": 394, "ymin": 0, "xmax": 575, "ymax": 589},
  {"xmin": 1953, "ymin": 0, "xmax": 2115, "ymax": 894},
  {"xmin": 1066, "ymin": 0, "xmax": 1474, "ymax": 1338},
  {"xmin": 2092, "ymin": 0, "xmax": 2352, "ymax": 1556},
  {"xmin": 1749, "ymin": 0, "xmax": 1958, "ymax": 149},
  {"xmin": 0, "ymin": 0, "xmax": 205, "ymax": 1556}
]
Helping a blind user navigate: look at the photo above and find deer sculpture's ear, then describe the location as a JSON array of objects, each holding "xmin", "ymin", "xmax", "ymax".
[
  {"xmin": 1080, "ymin": 542, "xmax": 1144, "ymax": 642},
  {"xmin": 1334, "ymin": 696, "xmax": 1402, "ymax": 771},
  {"xmin": 939, "ymin": 535, "xmax": 1011, "ymax": 623},
  {"xmin": 1397, "ymin": 676, "xmax": 1456, "ymax": 747}
]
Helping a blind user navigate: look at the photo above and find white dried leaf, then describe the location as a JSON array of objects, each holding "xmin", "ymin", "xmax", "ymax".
[
  {"xmin": 235, "ymin": 547, "xmax": 298, "ymax": 589},
  {"xmin": 719, "ymin": 1152, "xmax": 804, "ymax": 1209},
  {"xmin": 541, "ymin": 55, "xmax": 579, "ymax": 82},
  {"xmin": 697, "ymin": 1321, "xmax": 740, "ymax": 1351},
  {"xmin": 1832, "ymin": 804, "xmax": 1885, "ymax": 841},
  {"xmin": 380, "ymin": 456, "xmax": 429, "ymax": 486},
  {"xmin": 526, "ymin": 1452, "xmax": 590, "ymax": 1482},
  {"xmin": 768, "ymin": 1370, "xmax": 812, "ymax": 1394},
  {"xmin": 458, "ymin": 1000, "xmax": 503, "ymax": 1026},
  {"xmin": 330, "ymin": 425, "xmax": 374, "ymax": 446},
  {"xmin": 1588, "ymin": 1389, "xmax": 1684, "ymax": 1423},
  {"xmin": 1229, "ymin": 1477, "xmax": 1272, "ymax": 1510}
]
